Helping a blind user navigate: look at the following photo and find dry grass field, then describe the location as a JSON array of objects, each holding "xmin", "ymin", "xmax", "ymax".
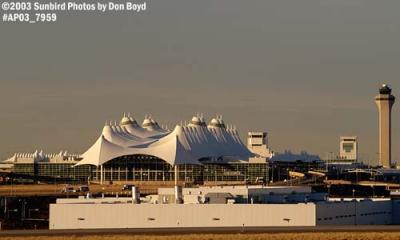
[
  {"xmin": 0, "ymin": 182, "xmax": 172, "ymax": 196},
  {"xmin": 3, "ymin": 232, "xmax": 400, "ymax": 240}
]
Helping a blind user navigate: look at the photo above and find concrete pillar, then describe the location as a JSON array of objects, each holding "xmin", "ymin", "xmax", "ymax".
[
  {"xmin": 100, "ymin": 165, "xmax": 104, "ymax": 185},
  {"xmin": 175, "ymin": 185, "xmax": 183, "ymax": 204},
  {"xmin": 174, "ymin": 165, "xmax": 178, "ymax": 186},
  {"xmin": 174, "ymin": 165, "xmax": 182, "ymax": 204},
  {"xmin": 132, "ymin": 186, "xmax": 140, "ymax": 204}
]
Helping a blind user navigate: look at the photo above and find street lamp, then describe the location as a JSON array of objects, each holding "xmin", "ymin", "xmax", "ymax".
[
  {"xmin": 327, "ymin": 185, "xmax": 331, "ymax": 199},
  {"xmin": 352, "ymin": 188, "xmax": 357, "ymax": 225},
  {"xmin": 54, "ymin": 175, "xmax": 61, "ymax": 193}
]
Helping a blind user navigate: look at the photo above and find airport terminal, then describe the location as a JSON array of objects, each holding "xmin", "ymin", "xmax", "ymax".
[
  {"xmin": 0, "ymin": 115, "xmax": 271, "ymax": 184},
  {"xmin": 1, "ymin": 84, "xmax": 400, "ymax": 231},
  {"xmin": 44, "ymin": 84, "xmax": 400, "ymax": 229}
]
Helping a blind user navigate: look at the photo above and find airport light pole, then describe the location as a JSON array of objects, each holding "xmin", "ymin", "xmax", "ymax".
[
  {"xmin": 353, "ymin": 188, "xmax": 357, "ymax": 225},
  {"xmin": 327, "ymin": 185, "xmax": 331, "ymax": 199},
  {"xmin": 54, "ymin": 175, "xmax": 60, "ymax": 193},
  {"xmin": 10, "ymin": 177, "xmax": 13, "ymax": 196},
  {"xmin": 325, "ymin": 152, "xmax": 333, "ymax": 174},
  {"xmin": 270, "ymin": 161, "xmax": 274, "ymax": 183},
  {"xmin": 20, "ymin": 199, "xmax": 26, "ymax": 219},
  {"xmin": 325, "ymin": 153, "xmax": 328, "ymax": 172}
]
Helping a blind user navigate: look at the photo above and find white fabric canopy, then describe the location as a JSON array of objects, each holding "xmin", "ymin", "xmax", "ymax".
[{"xmin": 76, "ymin": 116, "xmax": 253, "ymax": 167}]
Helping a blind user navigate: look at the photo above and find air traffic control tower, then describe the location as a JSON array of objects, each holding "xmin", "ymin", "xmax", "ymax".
[{"xmin": 375, "ymin": 84, "xmax": 395, "ymax": 168}]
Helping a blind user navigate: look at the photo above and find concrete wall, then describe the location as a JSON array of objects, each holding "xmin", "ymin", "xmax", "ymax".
[
  {"xmin": 50, "ymin": 199, "xmax": 396, "ymax": 229},
  {"xmin": 317, "ymin": 200, "xmax": 392, "ymax": 225},
  {"xmin": 50, "ymin": 203, "xmax": 316, "ymax": 229}
]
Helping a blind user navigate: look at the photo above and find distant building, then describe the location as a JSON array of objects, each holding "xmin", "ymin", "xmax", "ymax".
[
  {"xmin": 339, "ymin": 136, "xmax": 358, "ymax": 162},
  {"xmin": 0, "ymin": 150, "xmax": 93, "ymax": 182},
  {"xmin": 375, "ymin": 84, "xmax": 395, "ymax": 168},
  {"xmin": 247, "ymin": 132, "xmax": 273, "ymax": 159}
]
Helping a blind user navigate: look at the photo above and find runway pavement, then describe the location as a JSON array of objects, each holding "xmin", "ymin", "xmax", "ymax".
[{"xmin": 1, "ymin": 225, "xmax": 400, "ymax": 236}]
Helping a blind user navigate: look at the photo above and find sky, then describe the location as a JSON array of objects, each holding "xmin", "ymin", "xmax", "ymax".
[{"xmin": 0, "ymin": 0, "xmax": 400, "ymax": 165}]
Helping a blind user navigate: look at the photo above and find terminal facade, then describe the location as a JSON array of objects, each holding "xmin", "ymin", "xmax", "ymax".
[{"xmin": 1, "ymin": 114, "xmax": 270, "ymax": 184}]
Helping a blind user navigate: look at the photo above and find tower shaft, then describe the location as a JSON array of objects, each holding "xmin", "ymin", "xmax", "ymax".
[{"xmin": 375, "ymin": 85, "xmax": 395, "ymax": 168}]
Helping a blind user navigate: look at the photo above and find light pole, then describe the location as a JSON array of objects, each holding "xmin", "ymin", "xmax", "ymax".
[
  {"xmin": 325, "ymin": 153, "xmax": 328, "ymax": 173},
  {"xmin": 10, "ymin": 177, "xmax": 13, "ymax": 196},
  {"xmin": 372, "ymin": 186, "xmax": 375, "ymax": 198},
  {"xmin": 54, "ymin": 175, "xmax": 61, "ymax": 193},
  {"xmin": 21, "ymin": 199, "xmax": 26, "ymax": 219},
  {"xmin": 352, "ymin": 188, "xmax": 357, "ymax": 225},
  {"xmin": 325, "ymin": 152, "xmax": 333, "ymax": 173},
  {"xmin": 327, "ymin": 185, "xmax": 331, "ymax": 199}
]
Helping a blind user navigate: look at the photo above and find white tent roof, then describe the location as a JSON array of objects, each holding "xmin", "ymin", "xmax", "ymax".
[{"xmin": 76, "ymin": 115, "xmax": 253, "ymax": 167}]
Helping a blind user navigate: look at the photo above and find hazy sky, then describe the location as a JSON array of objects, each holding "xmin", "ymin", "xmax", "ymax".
[{"xmin": 1, "ymin": 0, "xmax": 399, "ymax": 164}]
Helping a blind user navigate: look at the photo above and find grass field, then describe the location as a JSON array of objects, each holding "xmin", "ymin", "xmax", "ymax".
[
  {"xmin": 3, "ymin": 233, "xmax": 400, "ymax": 240},
  {"xmin": 0, "ymin": 182, "xmax": 169, "ymax": 196}
]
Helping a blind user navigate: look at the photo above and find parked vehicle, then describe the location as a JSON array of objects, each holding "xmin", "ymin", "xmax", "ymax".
[
  {"xmin": 122, "ymin": 184, "xmax": 134, "ymax": 191},
  {"xmin": 78, "ymin": 185, "xmax": 90, "ymax": 192},
  {"xmin": 61, "ymin": 185, "xmax": 75, "ymax": 193}
]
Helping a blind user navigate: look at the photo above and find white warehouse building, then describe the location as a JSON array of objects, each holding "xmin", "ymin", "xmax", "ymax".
[{"xmin": 49, "ymin": 185, "xmax": 397, "ymax": 229}]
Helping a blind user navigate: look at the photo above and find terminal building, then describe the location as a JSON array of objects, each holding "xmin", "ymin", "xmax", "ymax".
[
  {"xmin": 338, "ymin": 136, "xmax": 358, "ymax": 162},
  {"xmin": 0, "ymin": 150, "xmax": 93, "ymax": 182},
  {"xmin": 247, "ymin": 132, "xmax": 274, "ymax": 159},
  {"xmin": 78, "ymin": 114, "xmax": 267, "ymax": 184},
  {"xmin": 0, "ymin": 114, "xmax": 270, "ymax": 184}
]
